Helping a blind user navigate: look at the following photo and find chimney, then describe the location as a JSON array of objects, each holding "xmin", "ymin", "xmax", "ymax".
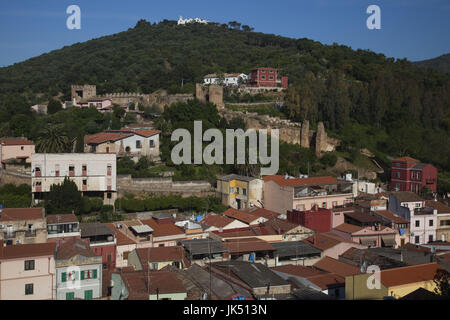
[{"xmin": 313, "ymin": 204, "xmax": 319, "ymax": 211}]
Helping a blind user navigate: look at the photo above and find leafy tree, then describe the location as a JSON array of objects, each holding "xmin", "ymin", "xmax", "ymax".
[{"xmin": 45, "ymin": 178, "xmax": 83, "ymax": 214}]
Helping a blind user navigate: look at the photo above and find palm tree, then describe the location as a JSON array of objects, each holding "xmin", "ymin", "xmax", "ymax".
[{"xmin": 35, "ymin": 124, "xmax": 72, "ymax": 153}]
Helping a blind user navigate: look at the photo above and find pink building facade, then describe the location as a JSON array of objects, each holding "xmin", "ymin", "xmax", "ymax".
[
  {"xmin": 0, "ymin": 138, "xmax": 35, "ymax": 164},
  {"xmin": 0, "ymin": 241, "xmax": 56, "ymax": 300}
]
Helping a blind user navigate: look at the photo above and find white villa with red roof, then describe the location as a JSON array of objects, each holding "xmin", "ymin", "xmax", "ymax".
[{"xmin": 84, "ymin": 127, "xmax": 160, "ymax": 161}]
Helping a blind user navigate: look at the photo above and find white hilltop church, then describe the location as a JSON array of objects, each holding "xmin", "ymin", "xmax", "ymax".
[{"xmin": 177, "ymin": 16, "xmax": 210, "ymax": 25}]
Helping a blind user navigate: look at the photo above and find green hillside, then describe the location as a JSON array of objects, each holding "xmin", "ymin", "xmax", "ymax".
[
  {"xmin": 0, "ymin": 19, "xmax": 449, "ymax": 192},
  {"xmin": 415, "ymin": 53, "xmax": 450, "ymax": 74}
]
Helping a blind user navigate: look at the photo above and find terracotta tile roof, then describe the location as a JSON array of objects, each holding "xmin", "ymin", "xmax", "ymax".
[
  {"xmin": 303, "ymin": 232, "xmax": 351, "ymax": 251},
  {"xmin": 106, "ymin": 223, "xmax": 136, "ymax": 246},
  {"xmin": 373, "ymin": 210, "xmax": 409, "ymax": 224},
  {"xmin": 306, "ymin": 273, "xmax": 345, "ymax": 290},
  {"xmin": 271, "ymin": 265, "xmax": 326, "ymax": 278},
  {"xmin": 0, "ymin": 208, "xmax": 44, "ymax": 222},
  {"xmin": 55, "ymin": 237, "xmax": 97, "ymax": 260},
  {"xmin": 136, "ymin": 246, "xmax": 186, "ymax": 265},
  {"xmin": 379, "ymin": 263, "xmax": 441, "ymax": 287},
  {"xmin": 425, "ymin": 200, "xmax": 450, "ymax": 214},
  {"xmin": 84, "ymin": 131, "xmax": 134, "ymax": 145},
  {"xmin": 0, "ymin": 138, "xmax": 34, "ymax": 146},
  {"xmin": 119, "ymin": 270, "xmax": 186, "ymax": 299},
  {"xmin": 211, "ymin": 227, "xmax": 257, "ymax": 238},
  {"xmin": 200, "ymin": 213, "xmax": 235, "ymax": 229},
  {"xmin": 243, "ymin": 207, "xmax": 281, "ymax": 220},
  {"xmin": 223, "ymin": 237, "xmax": 275, "ymax": 254},
  {"xmin": 46, "ymin": 213, "xmax": 78, "ymax": 225},
  {"xmin": 259, "ymin": 218, "xmax": 300, "ymax": 235},
  {"xmin": 0, "ymin": 242, "xmax": 56, "ymax": 260},
  {"xmin": 221, "ymin": 208, "xmax": 260, "ymax": 224},
  {"xmin": 263, "ymin": 175, "xmax": 338, "ymax": 187},
  {"xmin": 392, "ymin": 157, "xmax": 419, "ymax": 162},
  {"xmin": 313, "ymin": 256, "xmax": 361, "ymax": 277},
  {"xmin": 333, "ymin": 223, "xmax": 364, "ymax": 234},
  {"xmin": 140, "ymin": 219, "xmax": 184, "ymax": 238},
  {"xmin": 133, "ymin": 129, "xmax": 160, "ymax": 138}
]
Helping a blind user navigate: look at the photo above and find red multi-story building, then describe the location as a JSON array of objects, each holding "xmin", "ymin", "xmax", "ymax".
[
  {"xmin": 286, "ymin": 205, "xmax": 332, "ymax": 233},
  {"xmin": 247, "ymin": 67, "xmax": 288, "ymax": 89},
  {"xmin": 390, "ymin": 157, "xmax": 437, "ymax": 193}
]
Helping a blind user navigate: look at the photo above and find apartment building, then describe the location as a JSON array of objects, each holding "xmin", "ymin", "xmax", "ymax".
[
  {"xmin": 0, "ymin": 241, "xmax": 56, "ymax": 300},
  {"xmin": 0, "ymin": 208, "xmax": 47, "ymax": 245},
  {"xmin": 46, "ymin": 213, "xmax": 80, "ymax": 241},
  {"xmin": 55, "ymin": 237, "xmax": 102, "ymax": 300},
  {"xmin": 216, "ymin": 174, "xmax": 263, "ymax": 209},
  {"xmin": 263, "ymin": 175, "xmax": 354, "ymax": 214},
  {"xmin": 31, "ymin": 153, "xmax": 117, "ymax": 206}
]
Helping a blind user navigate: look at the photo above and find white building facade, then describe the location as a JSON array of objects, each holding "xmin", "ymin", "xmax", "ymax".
[{"xmin": 31, "ymin": 153, "xmax": 117, "ymax": 206}]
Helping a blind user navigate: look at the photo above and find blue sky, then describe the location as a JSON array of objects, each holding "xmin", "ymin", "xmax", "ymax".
[{"xmin": 0, "ymin": 0, "xmax": 449, "ymax": 67}]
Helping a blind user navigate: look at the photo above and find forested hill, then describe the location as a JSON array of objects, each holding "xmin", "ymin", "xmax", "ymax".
[
  {"xmin": 415, "ymin": 53, "xmax": 450, "ymax": 74},
  {"xmin": 0, "ymin": 19, "xmax": 449, "ymax": 183}
]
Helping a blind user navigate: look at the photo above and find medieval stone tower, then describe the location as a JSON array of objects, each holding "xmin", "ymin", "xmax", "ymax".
[
  {"xmin": 195, "ymin": 83, "xmax": 224, "ymax": 109},
  {"xmin": 71, "ymin": 85, "xmax": 97, "ymax": 103}
]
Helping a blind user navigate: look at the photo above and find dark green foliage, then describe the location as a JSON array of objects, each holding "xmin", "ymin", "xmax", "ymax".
[
  {"xmin": 320, "ymin": 153, "xmax": 338, "ymax": 167},
  {"xmin": 415, "ymin": 53, "xmax": 450, "ymax": 74},
  {"xmin": 47, "ymin": 99, "xmax": 62, "ymax": 114},
  {"xmin": 45, "ymin": 178, "xmax": 82, "ymax": 214},
  {"xmin": 0, "ymin": 184, "xmax": 31, "ymax": 208},
  {"xmin": 116, "ymin": 194, "xmax": 226, "ymax": 213}
]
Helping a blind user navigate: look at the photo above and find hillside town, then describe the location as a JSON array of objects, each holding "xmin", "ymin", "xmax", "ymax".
[
  {"xmin": 0, "ymin": 5, "xmax": 449, "ymax": 304},
  {"xmin": 0, "ymin": 66, "xmax": 449, "ymax": 300}
]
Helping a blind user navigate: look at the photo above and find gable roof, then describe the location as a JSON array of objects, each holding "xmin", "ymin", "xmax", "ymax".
[
  {"xmin": 0, "ymin": 138, "xmax": 34, "ymax": 146},
  {"xmin": 136, "ymin": 246, "xmax": 186, "ymax": 265},
  {"xmin": 105, "ymin": 223, "xmax": 136, "ymax": 246},
  {"xmin": 379, "ymin": 263, "xmax": 441, "ymax": 287},
  {"xmin": 0, "ymin": 242, "xmax": 56, "ymax": 260},
  {"xmin": 425, "ymin": 200, "xmax": 450, "ymax": 214},
  {"xmin": 221, "ymin": 208, "xmax": 262, "ymax": 224},
  {"xmin": 200, "ymin": 213, "xmax": 235, "ymax": 229},
  {"xmin": 140, "ymin": 218, "xmax": 185, "ymax": 238},
  {"xmin": 55, "ymin": 237, "xmax": 97, "ymax": 260},
  {"xmin": 313, "ymin": 256, "xmax": 361, "ymax": 277},
  {"xmin": 133, "ymin": 129, "xmax": 160, "ymax": 138},
  {"xmin": 303, "ymin": 232, "xmax": 352, "ymax": 251},
  {"xmin": 243, "ymin": 207, "xmax": 281, "ymax": 220},
  {"xmin": 333, "ymin": 223, "xmax": 364, "ymax": 234},
  {"xmin": 305, "ymin": 273, "xmax": 345, "ymax": 290},
  {"xmin": 0, "ymin": 208, "xmax": 44, "ymax": 222},
  {"xmin": 263, "ymin": 175, "xmax": 338, "ymax": 187},
  {"xmin": 84, "ymin": 131, "xmax": 134, "ymax": 145},
  {"xmin": 119, "ymin": 270, "xmax": 186, "ymax": 299}
]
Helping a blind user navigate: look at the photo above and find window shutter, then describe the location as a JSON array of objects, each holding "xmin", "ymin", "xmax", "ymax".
[
  {"xmin": 62, "ymin": 272, "xmax": 66, "ymax": 282},
  {"xmin": 81, "ymin": 270, "xmax": 85, "ymax": 280},
  {"xmin": 93, "ymin": 269, "xmax": 97, "ymax": 279}
]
